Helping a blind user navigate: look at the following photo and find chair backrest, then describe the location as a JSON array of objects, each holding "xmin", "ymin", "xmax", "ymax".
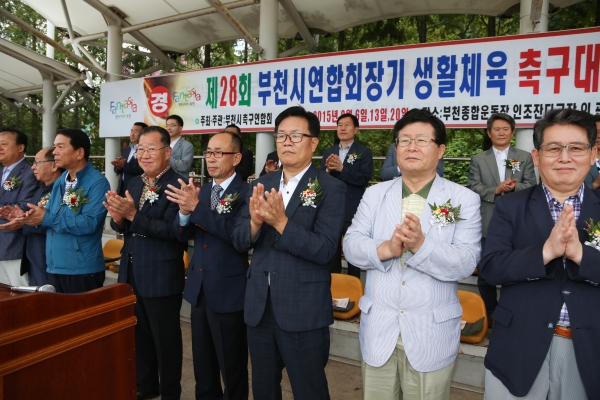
[
  {"xmin": 103, "ymin": 239, "xmax": 124, "ymax": 259},
  {"xmin": 457, "ymin": 289, "xmax": 488, "ymax": 343},
  {"xmin": 331, "ymin": 273, "xmax": 364, "ymax": 320}
]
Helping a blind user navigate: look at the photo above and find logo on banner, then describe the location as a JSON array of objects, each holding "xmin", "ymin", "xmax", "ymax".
[
  {"xmin": 148, "ymin": 86, "xmax": 172, "ymax": 117},
  {"xmin": 110, "ymin": 97, "xmax": 138, "ymax": 114},
  {"xmin": 173, "ymin": 88, "xmax": 201, "ymax": 104}
]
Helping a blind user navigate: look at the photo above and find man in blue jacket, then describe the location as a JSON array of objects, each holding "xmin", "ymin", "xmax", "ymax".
[{"xmin": 19, "ymin": 128, "xmax": 110, "ymax": 293}]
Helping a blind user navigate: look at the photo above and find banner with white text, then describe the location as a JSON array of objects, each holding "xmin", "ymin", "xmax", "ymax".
[{"xmin": 100, "ymin": 27, "xmax": 600, "ymax": 137}]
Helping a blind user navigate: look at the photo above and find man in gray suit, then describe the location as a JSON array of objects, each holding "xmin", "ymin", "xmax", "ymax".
[
  {"xmin": 166, "ymin": 115, "xmax": 194, "ymax": 178},
  {"xmin": 0, "ymin": 127, "xmax": 37, "ymax": 286},
  {"xmin": 583, "ymin": 114, "xmax": 600, "ymax": 189},
  {"xmin": 344, "ymin": 108, "xmax": 481, "ymax": 400},
  {"xmin": 467, "ymin": 113, "xmax": 536, "ymax": 321}
]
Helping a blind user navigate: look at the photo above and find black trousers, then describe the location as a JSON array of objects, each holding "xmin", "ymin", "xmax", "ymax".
[
  {"xmin": 247, "ymin": 294, "xmax": 330, "ymax": 400},
  {"xmin": 478, "ymin": 237, "xmax": 498, "ymax": 317},
  {"xmin": 47, "ymin": 270, "xmax": 104, "ymax": 293},
  {"xmin": 128, "ymin": 263, "xmax": 183, "ymax": 400},
  {"xmin": 191, "ymin": 287, "xmax": 248, "ymax": 400},
  {"xmin": 329, "ymin": 221, "xmax": 360, "ymax": 277}
]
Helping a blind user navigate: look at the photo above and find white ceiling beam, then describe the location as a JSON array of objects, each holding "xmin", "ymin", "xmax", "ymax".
[
  {"xmin": 0, "ymin": 7, "xmax": 106, "ymax": 77},
  {"xmin": 0, "ymin": 86, "xmax": 41, "ymax": 112},
  {"xmin": 52, "ymin": 81, "xmax": 77, "ymax": 112},
  {"xmin": 205, "ymin": 0, "xmax": 264, "ymax": 57},
  {"xmin": 82, "ymin": 0, "xmax": 176, "ymax": 70},
  {"xmin": 278, "ymin": 0, "xmax": 317, "ymax": 53},
  {"xmin": 0, "ymin": 95, "xmax": 20, "ymax": 111}
]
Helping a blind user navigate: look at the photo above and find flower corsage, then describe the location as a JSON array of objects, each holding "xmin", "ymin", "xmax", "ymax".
[
  {"xmin": 346, "ymin": 152, "xmax": 361, "ymax": 165},
  {"xmin": 142, "ymin": 185, "xmax": 161, "ymax": 205},
  {"xmin": 40, "ymin": 192, "xmax": 51, "ymax": 208},
  {"xmin": 2, "ymin": 176, "xmax": 22, "ymax": 191},
  {"xmin": 584, "ymin": 218, "xmax": 600, "ymax": 250},
  {"xmin": 429, "ymin": 199, "xmax": 465, "ymax": 231},
  {"xmin": 61, "ymin": 187, "xmax": 90, "ymax": 214},
  {"xmin": 216, "ymin": 193, "xmax": 240, "ymax": 214},
  {"xmin": 504, "ymin": 159, "xmax": 521, "ymax": 174},
  {"xmin": 300, "ymin": 178, "xmax": 322, "ymax": 208}
]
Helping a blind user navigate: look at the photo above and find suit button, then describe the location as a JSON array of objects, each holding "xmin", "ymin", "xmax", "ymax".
[
  {"xmin": 203, "ymin": 245, "xmax": 208, "ymax": 249},
  {"xmin": 199, "ymin": 269, "xmax": 203, "ymax": 273},
  {"xmin": 399, "ymin": 310, "xmax": 405, "ymax": 315},
  {"xmin": 548, "ymin": 323, "xmax": 554, "ymax": 329},
  {"xmin": 401, "ymin": 281, "xmax": 406, "ymax": 287}
]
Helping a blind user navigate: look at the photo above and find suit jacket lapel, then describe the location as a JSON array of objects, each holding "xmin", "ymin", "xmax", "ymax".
[
  {"xmin": 484, "ymin": 149, "xmax": 501, "ymax": 185},
  {"xmin": 529, "ymin": 184, "xmax": 555, "ymax": 239},
  {"xmin": 421, "ymin": 176, "xmax": 446, "ymax": 237},
  {"xmin": 285, "ymin": 164, "xmax": 317, "ymax": 219},
  {"xmin": 577, "ymin": 186, "xmax": 600, "ymax": 242},
  {"xmin": 0, "ymin": 160, "xmax": 26, "ymax": 201}
]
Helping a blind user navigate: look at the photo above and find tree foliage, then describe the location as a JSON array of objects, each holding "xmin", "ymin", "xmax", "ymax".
[{"xmin": 0, "ymin": 0, "xmax": 598, "ymax": 178}]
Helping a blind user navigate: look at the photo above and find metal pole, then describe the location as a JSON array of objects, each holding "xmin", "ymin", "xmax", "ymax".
[
  {"xmin": 515, "ymin": 0, "xmax": 548, "ymax": 182},
  {"xmin": 254, "ymin": 0, "xmax": 278, "ymax": 177},
  {"xmin": 42, "ymin": 21, "xmax": 57, "ymax": 149},
  {"xmin": 104, "ymin": 22, "xmax": 122, "ymax": 191}
]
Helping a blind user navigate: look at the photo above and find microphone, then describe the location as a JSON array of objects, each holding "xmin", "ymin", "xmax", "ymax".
[{"xmin": 10, "ymin": 284, "xmax": 56, "ymax": 293}]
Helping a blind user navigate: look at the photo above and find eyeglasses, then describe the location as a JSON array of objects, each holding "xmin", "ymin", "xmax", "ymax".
[
  {"xmin": 165, "ymin": 124, "xmax": 181, "ymax": 128},
  {"xmin": 32, "ymin": 160, "xmax": 54, "ymax": 166},
  {"xmin": 273, "ymin": 133, "xmax": 315, "ymax": 143},
  {"xmin": 136, "ymin": 146, "xmax": 169, "ymax": 156},
  {"xmin": 396, "ymin": 137, "xmax": 437, "ymax": 147},
  {"xmin": 203, "ymin": 150, "xmax": 238, "ymax": 158},
  {"xmin": 538, "ymin": 143, "xmax": 591, "ymax": 157}
]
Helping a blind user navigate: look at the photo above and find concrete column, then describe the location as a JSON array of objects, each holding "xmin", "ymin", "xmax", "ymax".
[
  {"xmin": 42, "ymin": 78, "xmax": 57, "ymax": 148},
  {"xmin": 515, "ymin": 0, "xmax": 548, "ymax": 166},
  {"xmin": 42, "ymin": 21, "xmax": 57, "ymax": 149},
  {"xmin": 255, "ymin": 0, "xmax": 278, "ymax": 177},
  {"xmin": 104, "ymin": 22, "xmax": 123, "ymax": 191}
]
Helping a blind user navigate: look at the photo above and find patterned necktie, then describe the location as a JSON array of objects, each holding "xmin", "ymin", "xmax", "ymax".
[{"xmin": 210, "ymin": 184, "xmax": 223, "ymax": 210}]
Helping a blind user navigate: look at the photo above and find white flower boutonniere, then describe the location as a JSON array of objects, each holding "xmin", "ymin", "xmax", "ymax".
[
  {"xmin": 504, "ymin": 159, "xmax": 521, "ymax": 174},
  {"xmin": 300, "ymin": 178, "xmax": 322, "ymax": 208},
  {"xmin": 61, "ymin": 187, "xmax": 90, "ymax": 214},
  {"xmin": 215, "ymin": 193, "xmax": 240, "ymax": 214},
  {"xmin": 2, "ymin": 176, "xmax": 22, "ymax": 191},
  {"xmin": 584, "ymin": 218, "xmax": 600, "ymax": 250},
  {"xmin": 346, "ymin": 152, "xmax": 361, "ymax": 165},
  {"xmin": 40, "ymin": 192, "xmax": 51, "ymax": 208},
  {"xmin": 429, "ymin": 199, "xmax": 465, "ymax": 231},
  {"xmin": 142, "ymin": 185, "xmax": 161, "ymax": 205}
]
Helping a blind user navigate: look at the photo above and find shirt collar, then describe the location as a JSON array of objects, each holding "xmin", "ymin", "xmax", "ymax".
[
  {"xmin": 492, "ymin": 146, "xmax": 510, "ymax": 157},
  {"xmin": 280, "ymin": 163, "xmax": 312, "ymax": 188},
  {"xmin": 170, "ymin": 136, "xmax": 181, "ymax": 148},
  {"xmin": 4, "ymin": 156, "xmax": 26, "ymax": 172},
  {"xmin": 141, "ymin": 165, "xmax": 171, "ymax": 187},
  {"xmin": 541, "ymin": 182, "xmax": 585, "ymax": 206},
  {"xmin": 402, "ymin": 177, "xmax": 435, "ymax": 199},
  {"xmin": 339, "ymin": 141, "xmax": 354, "ymax": 150},
  {"xmin": 212, "ymin": 172, "xmax": 236, "ymax": 193}
]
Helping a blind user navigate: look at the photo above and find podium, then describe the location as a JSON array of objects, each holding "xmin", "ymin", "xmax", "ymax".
[{"xmin": 0, "ymin": 284, "xmax": 137, "ymax": 400}]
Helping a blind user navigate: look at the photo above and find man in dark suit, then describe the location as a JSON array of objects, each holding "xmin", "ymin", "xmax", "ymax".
[
  {"xmin": 225, "ymin": 124, "xmax": 254, "ymax": 181},
  {"xmin": 480, "ymin": 109, "xmax": 600, "ymax": 399},
  {"xmin": 0, "ymin": 127, "xmax": 37, "ymax": 286},
  {"xmin": 104, "ymin": 126, "xmax": 186, "ymax": 400},
  {"xmin": 166, "ymin": 131, "xmax": 250, "ymax": 400},
  {"xmin": 112, "ymin": 122, "xmax": 147, "ymax": 196},
  {"xmin": 232, "ymin": 106, "xmax": 346, "ymax": 400},
  {"xmin": 259, "ymin": 150, "xmax": 280, "ymax": 177},
  {"xmin": 320, "ymin": 113, "xmax": 373, "ymax": 275},
  {"xmin": 467, "ymin": 113, "xmax": 537, "ymax": 322}
]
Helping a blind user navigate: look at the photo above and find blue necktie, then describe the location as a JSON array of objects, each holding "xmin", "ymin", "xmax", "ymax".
[{"xmin": 210, "ymin": 184, "xmax": 223, "ymax": 210}]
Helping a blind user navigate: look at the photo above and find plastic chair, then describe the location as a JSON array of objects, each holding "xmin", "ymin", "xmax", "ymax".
[
  {"xmin": 183, "ymin": 250, "xmax": 189, "ymax": 269},
  {"xmin": 103, "ymin": 238, "xmax": 124, "ymax": 267},
  {"xmin": 458, "ymin": 290, "xmax": 488, "ymax": 343},
  {"xmin": 330, "ymin": 273, "xmax": 364, "ymax": 320}
]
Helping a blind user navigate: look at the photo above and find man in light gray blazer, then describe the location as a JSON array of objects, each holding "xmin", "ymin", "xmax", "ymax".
[
  {"xmin": 467, "ymin": 113, "xmax": 536, "ymax": 321},
  {"xmin": 166, "ymin": 114, "xmax": 194, "ymax": 178},
  {"xmin": 344, "ymin": 109, "xmax": 481, "ymax": 400}
]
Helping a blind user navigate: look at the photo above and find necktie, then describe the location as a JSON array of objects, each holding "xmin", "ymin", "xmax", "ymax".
[
  {"xmin": 1, "ymin": 168, "xmax": 8, "ymax": 185},
  {"xmin": 210, "ymin": 184, "xmax": 223, "ymax": 210}
]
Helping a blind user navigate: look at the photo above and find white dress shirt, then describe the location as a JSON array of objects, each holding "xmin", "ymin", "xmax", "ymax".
[
  {"xmin": 179, "ymin": 172, "xmax": 237, "ymax": 225},
  {"xmin": 492, "ymin": 146, "xmax": 509, "ymax": 182},
  {"xmin": 279, "ymin": 163, "xmax": 311, "ymax": 208}
]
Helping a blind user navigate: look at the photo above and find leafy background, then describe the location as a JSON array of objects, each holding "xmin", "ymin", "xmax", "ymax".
[{"xmin": 0, "ymin": 0, "xmax": 598, "ymax": 182}]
